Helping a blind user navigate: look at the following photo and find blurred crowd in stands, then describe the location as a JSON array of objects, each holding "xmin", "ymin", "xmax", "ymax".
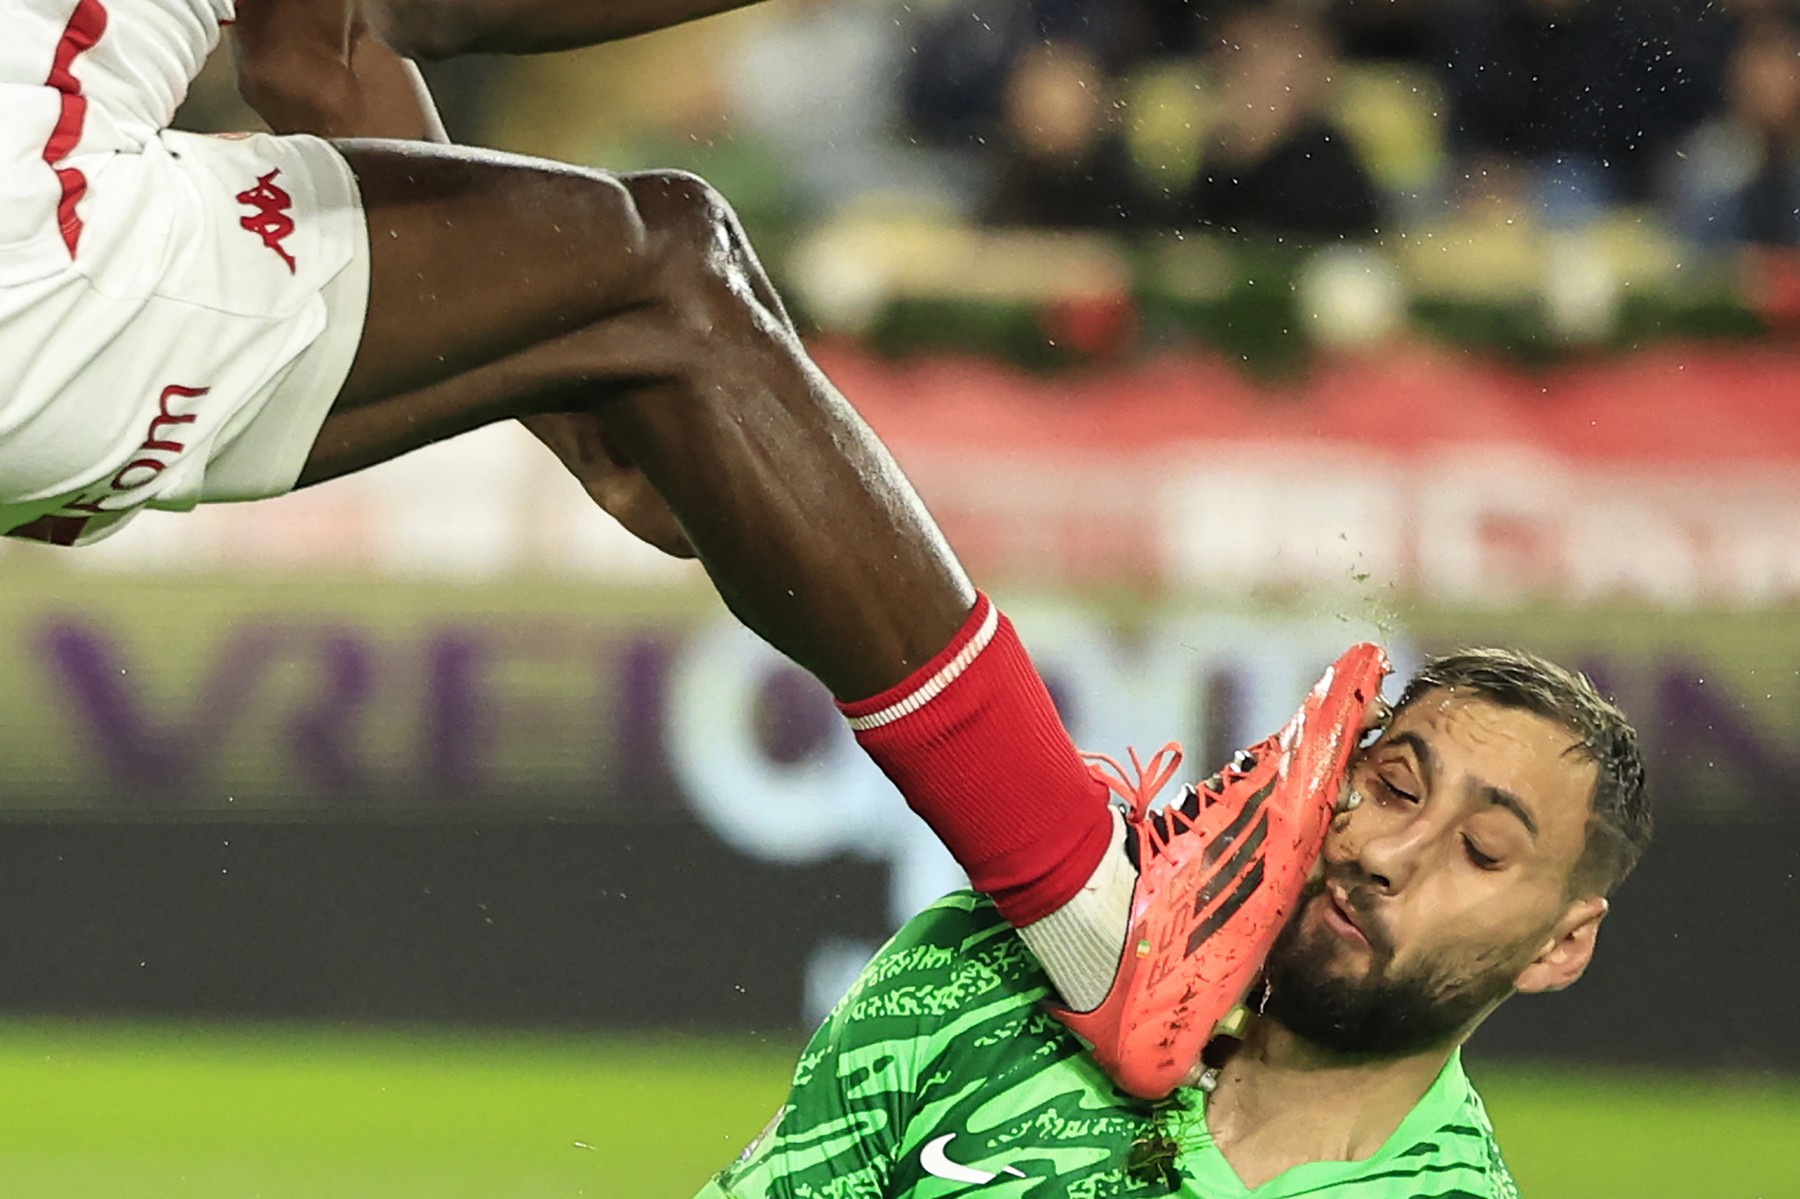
[
  {"xmin": 817, "ymin": 0, "xmax": 1800, "ymax": 249},
  {"xmin": 898, "ymin": 0, "xmax": 1792, "ymax": 244},
  {"xmin": 477, "ymin": 0, "xmax": 1800, "ymax": 251},
  {"xmin": 171, "ymin": 0, "xmax": 1800, "ymax": 251},
  {"xmin": 169, "ymin": 0, "xmax": 1800, "ymax": 349}
]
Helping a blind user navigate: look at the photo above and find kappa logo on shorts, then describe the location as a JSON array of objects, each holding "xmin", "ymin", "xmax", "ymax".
[{"xmin": 236, "ymin": 169, "xmax": 298, "ymax": 273}]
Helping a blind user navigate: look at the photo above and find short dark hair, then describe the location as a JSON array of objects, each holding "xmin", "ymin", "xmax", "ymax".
[{"xmin": 1395, "ymin": 648, "xmax": 1651, "ymax": 897}]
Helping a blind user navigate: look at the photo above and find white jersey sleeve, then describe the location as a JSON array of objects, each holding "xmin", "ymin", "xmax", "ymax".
[{"xmin": 0, "ymin": 0, "xmax": 236, "ymax": 286}]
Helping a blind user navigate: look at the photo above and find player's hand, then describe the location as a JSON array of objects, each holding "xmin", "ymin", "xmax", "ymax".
[{"xmin": 522, "ymin": 412, "xmax": 698, "ymax": 559}]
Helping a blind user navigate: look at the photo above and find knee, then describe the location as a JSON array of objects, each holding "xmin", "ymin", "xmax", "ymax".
[
  {"xmin": 517, "ymin": 168, "xmax": 661, "ymax": 301},
  {"xmin": 621, "ymin": 170, "xmax": 740, "ymax": 245},
  {"xmin": 620, "ymin": 170, "xmax": 753, "ymax": 301}
]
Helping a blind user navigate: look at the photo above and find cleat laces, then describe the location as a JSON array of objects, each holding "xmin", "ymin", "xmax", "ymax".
[
  {"xmin": 1085, "ymin": 741, "xmax": 1270, "ymax": 863},
  {"xmin": 1081, "ymin": 742, "xmax": 1183, "ymax": 818}
]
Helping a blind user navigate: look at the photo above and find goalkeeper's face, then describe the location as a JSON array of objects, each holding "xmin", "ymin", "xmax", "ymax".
[{"xmin": 1260, "ymin": 690, "xmax": 1611, "ymax": 1058}]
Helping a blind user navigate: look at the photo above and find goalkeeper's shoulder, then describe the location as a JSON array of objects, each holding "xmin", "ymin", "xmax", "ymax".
[
  {"xmin": 1422, "ymin": 1069, "xmax": 1524, "ymax": 1199},
  {"xmin": 821, "ymin": 889, "xmax": 1046, "ymax": 1041},
  {"xmin": 880, "ymin": 889, "xmax": 1009, "ymax": 957},
  {"xmin": 1369, "ymin": 1126, "xmax": 1519, "ymax": 1199},
  {"xmin": 849, "ymin": 891, "xmax": 1033, "ymax": 993},
  {"xmin": 691, "ymin": 899, "xmax": 1014, "ymax": 1199}
]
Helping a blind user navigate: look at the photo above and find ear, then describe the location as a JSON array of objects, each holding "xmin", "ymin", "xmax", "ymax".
[{"xmin": 1513, "ymin": 897, "xmax": 1608, "ymax": 995}]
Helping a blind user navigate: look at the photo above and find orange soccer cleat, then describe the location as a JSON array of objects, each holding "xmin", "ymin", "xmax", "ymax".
[{"xmin": 1050, "ymin": 642, "xmax": 1392, "ymax": 1101}]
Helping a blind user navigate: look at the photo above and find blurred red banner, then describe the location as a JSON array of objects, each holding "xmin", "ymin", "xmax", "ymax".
[
  {"xmin": 819, "ymin": 342, "xmax": 1800, "ymax": 606},
  {"xmin": 21, "ymin": 340, "xmax": 1800, "ymax": 608}
]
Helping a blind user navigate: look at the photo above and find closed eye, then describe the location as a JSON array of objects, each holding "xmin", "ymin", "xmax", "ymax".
[
  {"xmin": 1463, "ymin": 837, "xmax": 1500, "ymax": 869},
  {"xmin": 1374, "ymin": 774, "xmax": 1418, "ymax": 805}
]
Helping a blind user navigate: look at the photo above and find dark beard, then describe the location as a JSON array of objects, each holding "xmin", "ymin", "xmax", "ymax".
[{"xmin": 1259, "ymin": 877, "xmax": 1531, "ymax": 1058}]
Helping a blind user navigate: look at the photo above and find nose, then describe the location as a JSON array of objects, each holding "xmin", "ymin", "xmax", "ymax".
[{"xmin": 1344, "ymin": 807, "xmax": 1435, "ymax": 896}]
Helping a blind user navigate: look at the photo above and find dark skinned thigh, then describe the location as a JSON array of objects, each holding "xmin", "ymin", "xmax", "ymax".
[
  {"xmin": 326, "ymin": 139, "xmax": 657, "ymax": 411},
  {"xmin": 300, "ymin": 308, "xmax": 671, "ymax": 486},
  {"xmin": 295, "ymin": 144, "xmax": 972, "ymax": 699},
  {"xmin": 303, "ymin": 143, "xmax": 796, "ymax": 486}
]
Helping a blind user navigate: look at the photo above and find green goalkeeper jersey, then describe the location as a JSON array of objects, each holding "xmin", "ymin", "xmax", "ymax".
[{"xmin": 696, "ymin": 892, "xmax": 1520, "ymax": 1199}]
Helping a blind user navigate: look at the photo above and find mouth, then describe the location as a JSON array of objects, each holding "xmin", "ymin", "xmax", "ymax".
[{"xmin": 1320, "ymin": 885, "xmax": 1371, "ymax": 949}]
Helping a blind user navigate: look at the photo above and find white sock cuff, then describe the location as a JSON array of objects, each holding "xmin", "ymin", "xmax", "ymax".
[{"xmin": 1016, "ymin": 806, "xmax": 1136, "ymax": 1013}]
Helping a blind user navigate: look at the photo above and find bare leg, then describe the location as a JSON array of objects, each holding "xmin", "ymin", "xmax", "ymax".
[
  {"xmin": 230, "ymin": 0, "xmax": 1122, "ymax": 1063},
  {"xmin": 309, "ymin": 146, "xmax": 970, "ymax": 699},
  {"xmin": 323, "ymin": 142, "xmax": 657, "ymax": 409}
]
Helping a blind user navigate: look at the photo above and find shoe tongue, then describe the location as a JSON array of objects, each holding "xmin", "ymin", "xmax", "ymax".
[
  {"xmin": 1170, "ymin": 781, "xmax": 1208, "ymax": 823},
  {"xmin": 1139, "ymin": 747, "xmax": 1261, "ymax": 856},
  {"xmin": 1138, "ymin": 783, "xmax": 1206, "ymax": 860}
]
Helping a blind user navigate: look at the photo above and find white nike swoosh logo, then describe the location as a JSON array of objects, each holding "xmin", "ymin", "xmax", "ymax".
[{"xmin": 919, "ymin": 1133, "xmax": 1027, "ymax": 1184}]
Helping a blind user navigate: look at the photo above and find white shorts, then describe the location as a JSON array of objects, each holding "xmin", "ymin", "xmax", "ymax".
[{"xmin": 0, "ymin": 128, "xmax": 370, "ymax": 546}]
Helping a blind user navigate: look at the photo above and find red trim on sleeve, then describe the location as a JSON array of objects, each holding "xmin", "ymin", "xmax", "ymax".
[{"xmin": 42, "ymin": 0, "xmax": 109, "ymax": 256}]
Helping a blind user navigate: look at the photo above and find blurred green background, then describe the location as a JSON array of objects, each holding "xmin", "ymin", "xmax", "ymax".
[{"xmin": 0, "ymin": 1020, "xmax": 1791, "ymax": 1198}]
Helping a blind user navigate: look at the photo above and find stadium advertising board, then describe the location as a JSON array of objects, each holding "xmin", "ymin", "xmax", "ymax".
[
  {"xmin": 3, "ymin": 577, "xmax": 1795, "ymax": 822},
  {"xmin": 0, "ymin": 575, "xmax": 1794, "ymax": 1066}
]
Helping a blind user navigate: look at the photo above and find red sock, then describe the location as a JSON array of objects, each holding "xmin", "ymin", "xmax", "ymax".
[{"xmin": 836, "ymin": 593, "xmax": 1115, "ymax": 927}]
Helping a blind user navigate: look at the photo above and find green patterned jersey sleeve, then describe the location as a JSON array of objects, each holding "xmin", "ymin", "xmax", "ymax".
[{"xmin": 699, "ymin": 893, "xmax": 1027, "ymax": 1199}]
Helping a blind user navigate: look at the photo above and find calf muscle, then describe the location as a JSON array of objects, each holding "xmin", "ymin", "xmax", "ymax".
[{"xmin": 594, "ymin": 175, "xmax": 975, "ymax": 698}]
